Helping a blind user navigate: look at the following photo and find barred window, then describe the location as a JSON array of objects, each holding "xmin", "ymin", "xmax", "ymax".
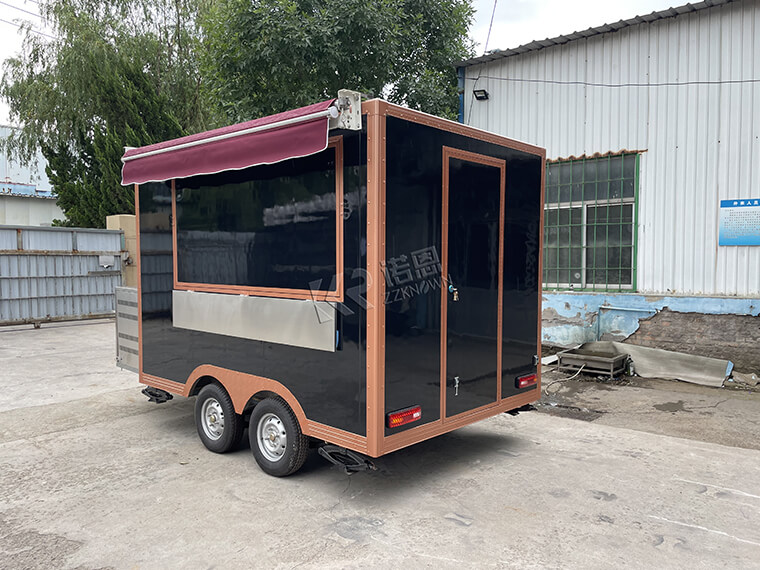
[{"xmin": 543, "ymin": 154, "xmax": 638, "ymax": 291}]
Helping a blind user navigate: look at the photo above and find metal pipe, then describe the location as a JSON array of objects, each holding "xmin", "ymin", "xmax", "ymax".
[{"xmin": 122, "ymin": 107, "xmax": 340, "ymax": 163}]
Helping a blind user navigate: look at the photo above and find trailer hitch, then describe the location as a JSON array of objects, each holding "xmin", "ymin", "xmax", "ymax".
[
  {"xmin": 318, "ymin": 444, "xmax": 377, "ymax": 475},
  {"xmin": 141, "ymin": 386, "xmax": 173, "ymax": 404}
]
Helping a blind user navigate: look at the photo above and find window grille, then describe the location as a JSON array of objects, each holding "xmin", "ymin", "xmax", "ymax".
[{"xmin": 543, "ymin": 153, "xmax": 638, "ymax": 291}]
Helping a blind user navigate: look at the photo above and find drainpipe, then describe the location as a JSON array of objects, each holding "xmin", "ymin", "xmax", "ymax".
[{"xmin": 457, "ymin": 67, "xmax": 465, "ymax": 124}]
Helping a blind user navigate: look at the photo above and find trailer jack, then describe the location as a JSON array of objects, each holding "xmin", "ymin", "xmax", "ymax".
[
  {"xmin": 141, "ymin": 386, "xmax": 173, "ymax": 404},
  {"xmin": 318, "ymin": 445, "xmax": 376, "ymax": 475}
]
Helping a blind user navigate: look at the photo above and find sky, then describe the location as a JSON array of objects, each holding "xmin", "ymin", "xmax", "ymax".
[{"xmin": 0, "ymin": 0, "xmax": 683, "ymax": 125}]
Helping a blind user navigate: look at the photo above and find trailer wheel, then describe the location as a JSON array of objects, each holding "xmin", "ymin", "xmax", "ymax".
[
  {"xmin": 249, "ymin": 397, "xmax": 309, "ymax": 477},
  {"xmin": 195, "ymin": 384, "xmax": 244, "ymax": 453}
]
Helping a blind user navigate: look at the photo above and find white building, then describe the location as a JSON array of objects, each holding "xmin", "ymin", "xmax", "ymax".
[
  {"xmin": 0, "ymin": 125, "xmax": 63, "ymax": 226},
  {"xmin": 458, "ymin": 0, "xmax": 759, "ymax": 369}
]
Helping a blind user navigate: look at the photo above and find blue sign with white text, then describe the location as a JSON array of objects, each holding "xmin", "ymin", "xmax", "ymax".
[{"xmin": 719, "ymin": 199, "xmax": 760, "ymax": 246}]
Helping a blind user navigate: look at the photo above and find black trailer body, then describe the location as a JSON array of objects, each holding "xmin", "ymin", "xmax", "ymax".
[{"xmin": 123, "ymin": 96, "xmax": 545, "ymax": 476}]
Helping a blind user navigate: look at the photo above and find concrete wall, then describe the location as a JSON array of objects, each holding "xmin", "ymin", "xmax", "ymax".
[
  {"xmin": 0, "ymin": 195, "xmax": 63, "ymax": 226},
  {"xmin": 542, "ymin": 291, "xmax": 760, "ymax": 371},
  {"xmin": 626, "ymin": 309, "xmax": 760, "ymax": 372}
]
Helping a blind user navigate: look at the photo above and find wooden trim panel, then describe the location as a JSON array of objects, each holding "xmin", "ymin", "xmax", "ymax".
[
  {"xmin": 306, "ymin": 421, "xmax": 368, "ymax": 452},
  {"xmin": 537, "ymin": 155, "xmax": 546, "ymax": 392},
  {"xmin": 171, "ymin": 136, "xmax": 345, "ymax": 302},
  {"xmin": 440, "ymin": 147, "xmax": 507, "ymax": 422},
  {"xmin": 382, "ymin": 388, "xmax": 538, "ymax": 456},
  {"xmin": 363, "ymin": 99, "xmax": 388, "ymax": 457},
  {"xmin": 138, "ymin": 365, "xmax": 533, "ymax": 459},
  {"xmin": 140, "ymin": 373, "xmax": 185, "ymax": 395},
  {"xmin": 135, "ymin": 183, "xmax": 144, "ymax": 379},
  {"xmin": 385, "ymin": 104, "xmax": 545, "ymax": 158},
  {"xmin": 140, "ymin": 365, "xmax": 368, "ymax": 454}
]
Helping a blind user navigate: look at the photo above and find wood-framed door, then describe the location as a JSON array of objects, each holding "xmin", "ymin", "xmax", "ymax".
[{"xmin": 441, "ymin": 147, "xmax": 506, "ymax": 420}]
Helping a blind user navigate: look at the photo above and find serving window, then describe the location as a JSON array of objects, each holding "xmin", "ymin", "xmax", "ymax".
[{"xmin": 172, "ymin": 137, "xmax": 343, "ymax": 300}]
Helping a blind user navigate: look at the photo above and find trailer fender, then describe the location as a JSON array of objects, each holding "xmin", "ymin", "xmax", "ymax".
[{"xmin": 184, "ymin": 365, "xmax": 309, "ymax": 432}]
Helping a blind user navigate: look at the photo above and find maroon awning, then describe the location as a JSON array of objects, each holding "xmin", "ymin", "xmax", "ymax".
[{"xmin": 121, "ymin": 99, "xmax": 337, "ymax": 185}]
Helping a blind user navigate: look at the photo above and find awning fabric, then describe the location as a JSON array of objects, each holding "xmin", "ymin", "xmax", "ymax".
[{"xmin": 121, "ymin": 99, "xmax": 336, "ymax": 186}]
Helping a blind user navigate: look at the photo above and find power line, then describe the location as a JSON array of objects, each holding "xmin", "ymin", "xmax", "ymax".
[
  {"xmin": 466, "ymin": 75, "xmax": 760, "ymax": 88},
  {"xmin": 0, "ymin": 17, "xmax": 55, "ymax": 39},
  {"xmin": 467, "ymin": 0, "xmax": 499, "ymax": 125},
  {"xmin": 483, "ymin": 0, "xmax": 498, "ymax": 55},
  {"xmin": 0, "ymin": 0, "xmax": 42, "ymax": 19}
]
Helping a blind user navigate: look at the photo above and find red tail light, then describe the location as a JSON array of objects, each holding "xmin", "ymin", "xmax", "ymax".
[
  {"xmin": 386, "ymin": 406, "xmax": 422, "ymax": 428},
  {"xmin": 517, "ymin": 373, "xmax": 537, "ymax": 389}
]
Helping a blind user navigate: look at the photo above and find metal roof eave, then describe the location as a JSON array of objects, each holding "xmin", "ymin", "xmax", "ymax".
[
  {"xmin": 0, "ymin": 193, "xmax": 56, "ymax": 200},
  {"xmin": 457, "ymin": 0, "xmax": 736, "ymax": 68}
]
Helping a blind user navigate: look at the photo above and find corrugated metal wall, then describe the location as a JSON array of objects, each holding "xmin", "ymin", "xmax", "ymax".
[
  {"xmin": 0, "ymin": 226, "xmax": 123, "ymax": 324},
  {"xmin": 139, "ymin": 231, "xmax": 173, "ymax": 315},
  {"xmin": 463, "ymin": 0, "xmax": 760, "ymax": 296}
]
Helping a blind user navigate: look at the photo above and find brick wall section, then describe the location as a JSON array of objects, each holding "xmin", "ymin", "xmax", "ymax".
[{"xmin": 625, "ymin": 309, "xmax": 760, "ymax": 372}]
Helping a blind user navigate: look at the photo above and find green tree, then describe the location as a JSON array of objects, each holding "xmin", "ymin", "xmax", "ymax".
[
  {"xmin": 202, "ymin": 0, "xmax": 474, "ymax": 122},
  {"xmin": 1, "ymin": 0, "xmax": 208, "ymax": 227},
  {"xmin": 3, "ymin": 0, "xmax": 473, "ymax": 226}
]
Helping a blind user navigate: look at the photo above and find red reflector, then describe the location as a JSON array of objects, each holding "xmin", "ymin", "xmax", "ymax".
[
  {"xmin": 386, "ymin": 406, "xmax": 422, "ymax": 428},
  {"xmin": 517, "ymin": 373, "xmax": 537, "ymax": 389}
]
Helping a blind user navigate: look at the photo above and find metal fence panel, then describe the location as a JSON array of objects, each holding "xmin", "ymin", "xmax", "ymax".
[
  {"xmin": 21, "ymin": 229, "xmax": 72, "ymax": 251},
  {"xmin": 0, "ymin": 226, "xmax": 124, "ymax": 325},
  {"xmin": 77, "ymin": 230, "xmax": 122, "ymax": 252},
  {"xmin": 0, "ymin": 228, "xmax": 16, "ymax": 250}
]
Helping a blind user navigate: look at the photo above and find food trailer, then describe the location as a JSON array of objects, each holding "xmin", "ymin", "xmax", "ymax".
[{"xmin": 117, "ymin": 90, "xmax": 545, "ymax": 476}]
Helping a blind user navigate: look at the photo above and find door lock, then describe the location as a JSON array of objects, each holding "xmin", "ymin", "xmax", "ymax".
[
  {"xmin": 448, "ymin": 283, "xmax": 460, "ymax": 302},
  {"xmin": 454, "ymin": 376, "xmax": 460, "ymax": 396}
]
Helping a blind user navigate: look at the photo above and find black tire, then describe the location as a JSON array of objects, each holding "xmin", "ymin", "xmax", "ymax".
[
  {"xmin": 249, "ymin": 397, "xmax": 309, "ymax": 477},
  {"xmin": 194, "ymin": 384, "xmax": 244, "ymax": 453}
]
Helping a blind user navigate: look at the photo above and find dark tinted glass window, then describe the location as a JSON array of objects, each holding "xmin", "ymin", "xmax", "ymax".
[{"xmin": 176, "ymin": 144, "xmax": 339, "ymax": 291}]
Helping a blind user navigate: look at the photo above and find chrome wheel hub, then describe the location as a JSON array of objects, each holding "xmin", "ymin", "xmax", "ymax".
[
  {"xmin": 257, "ymin": 413, "xmax": 287, "ymax": 462},
  {"xmin": 201, "ymin": 398, "xmax": 225, "ymax": 441}
]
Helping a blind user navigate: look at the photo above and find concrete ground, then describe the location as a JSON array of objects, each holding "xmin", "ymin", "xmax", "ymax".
[
  {"xmin": 1, "ymin": 320, "xmax": 760, "ymax": 569},
  {"xmin": 538, "ymin": 367, "xmax": 760, "ymax": 451}
]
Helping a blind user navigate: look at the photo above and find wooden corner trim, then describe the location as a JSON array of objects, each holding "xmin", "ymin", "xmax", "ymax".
[
  {"xmin": 135, "ymin": 184, "xmax": 143, "ymax": 378},
  {"xmin": 365, "ymin": 103, "xmax": 387, "ymax": 457},
  {"xmin": 537, "ymin": 155, "xmax": 546, "ymax": 391},
  {"xmin": 362, "ymin": 99, "xmax": 389, "ymax": 116}
]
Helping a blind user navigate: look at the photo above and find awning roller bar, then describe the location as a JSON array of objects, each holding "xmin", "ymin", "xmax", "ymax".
[{"xmin": 122, "ymin": 106, "xmax": 340, "ymax": 163}]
